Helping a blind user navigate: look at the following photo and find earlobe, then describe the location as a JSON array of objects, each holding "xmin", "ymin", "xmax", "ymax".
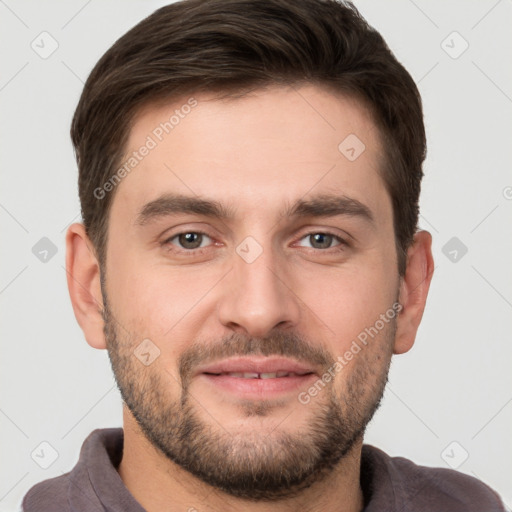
[
  {"xmin": 393, "ymin": 230, "xmax": 434, "ymax": 355},
  {"xmin": 65, "ymin": 223, "xmax": 107, "ymax": 350}
]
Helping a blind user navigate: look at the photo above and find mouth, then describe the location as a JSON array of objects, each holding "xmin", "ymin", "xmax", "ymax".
[
  {"xmin": 204, "ymin": 371, "xmax": 312, "ymax": 379},
  {"xmin": 194, "ymin": 357, "xmax": 319, "ymax": 399}
]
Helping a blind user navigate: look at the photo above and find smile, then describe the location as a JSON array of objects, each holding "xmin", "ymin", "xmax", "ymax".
[{"xmin": 204, "ymin": 371, "xmax": 312, "ymax": 379}]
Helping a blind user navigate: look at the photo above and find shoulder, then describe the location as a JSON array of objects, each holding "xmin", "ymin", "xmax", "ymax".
[
  {"xmin": 362, "ymin": 444, "xmax": 507, "ymax": 511},
  {"xmin": 22, "ymin": 428, "xmax": 124, "ymax": 512},
  {"xmin": 22, "ymin": 472, "xmax": 71, "ymax": 512}
]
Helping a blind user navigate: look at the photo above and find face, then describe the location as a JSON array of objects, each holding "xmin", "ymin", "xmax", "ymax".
[{"xmin": 102, "ymin": 84, "xmax": 400, "ymax": 500}]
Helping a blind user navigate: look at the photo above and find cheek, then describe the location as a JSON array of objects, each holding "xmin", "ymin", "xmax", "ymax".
[
  {"xmin": 106, "ymin": 254, "xmax": 220, "ymax": 349},
  {"xmin": 296, "ymin": 262, "xmax": 397, "ymax": 353}
]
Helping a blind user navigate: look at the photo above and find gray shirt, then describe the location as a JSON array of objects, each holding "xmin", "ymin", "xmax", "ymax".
[{"xmin": 22, "ymin": 428, "xmax": 506, "ymax": 511}]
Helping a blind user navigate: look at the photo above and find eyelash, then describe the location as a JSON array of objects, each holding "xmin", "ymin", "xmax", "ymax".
[{"xmin": 161, "ymin": 230, "xmax": 349, "ymax": 255}]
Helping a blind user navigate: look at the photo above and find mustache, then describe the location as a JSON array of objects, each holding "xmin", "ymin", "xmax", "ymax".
[{"xmin": 178, "ymin": 331, "xmax": 335, "ymax": 386}]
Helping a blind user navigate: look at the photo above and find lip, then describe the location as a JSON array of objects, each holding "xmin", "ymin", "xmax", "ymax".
[
  {"xmin": 194, "ymin": 356, "xmax": 318, "ymax": 377},
  {"xmin": 194, "ymin": 356, "xmax": 319, "ymax": 399}
]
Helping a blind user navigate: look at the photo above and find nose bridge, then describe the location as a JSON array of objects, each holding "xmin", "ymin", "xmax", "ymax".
[{"xmin": 217, "ymin": 236, "xmax": 301, "ymax": 337}]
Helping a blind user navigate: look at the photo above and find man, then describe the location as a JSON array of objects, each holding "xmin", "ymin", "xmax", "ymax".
[{"xmin": 22, "ymin": 0, "xmax": 506, "ymax": 510}]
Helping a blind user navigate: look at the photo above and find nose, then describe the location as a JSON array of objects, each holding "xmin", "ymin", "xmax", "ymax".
[{"xmin": 217, "ymin": 241, "xmax": 302, "ymax": 338}]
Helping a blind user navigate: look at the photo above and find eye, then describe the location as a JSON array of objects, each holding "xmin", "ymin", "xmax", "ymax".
[
  {"xmin": 164, "ymin": 231, "xmax": 213, "ymax": 251},
  {"xmin": 161, "ymin": 230, "xmax": 347, "ymax": 255},
  {"xmin": 296, "ymin": 232, "xmax": 345, "ymax": 250}
]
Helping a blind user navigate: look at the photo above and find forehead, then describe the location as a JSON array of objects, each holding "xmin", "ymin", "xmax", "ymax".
[{"xmin": 111, "ymin": 84, "xmax": 389, "ymax": 225}]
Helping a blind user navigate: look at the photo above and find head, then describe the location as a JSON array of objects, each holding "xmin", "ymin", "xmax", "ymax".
[{"xmin": 66, "ymin": 0, "xmax": 434, "ymax": 502}]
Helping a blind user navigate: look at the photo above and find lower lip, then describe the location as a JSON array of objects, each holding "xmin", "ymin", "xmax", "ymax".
[{"xmin": 198, "ymin": 373, "xmax": 318, "ymax": 399}]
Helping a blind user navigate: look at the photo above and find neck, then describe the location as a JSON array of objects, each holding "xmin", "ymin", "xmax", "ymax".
[{"xmin": 117, "ymin": 406, "xmax": 364, "ymax": 512}]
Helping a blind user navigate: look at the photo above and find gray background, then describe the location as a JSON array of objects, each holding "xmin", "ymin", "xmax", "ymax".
[{"xmin": 1, "ymin": 0, "xmax": 511, "ymax": 510}]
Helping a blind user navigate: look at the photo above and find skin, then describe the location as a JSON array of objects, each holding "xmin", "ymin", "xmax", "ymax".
[{"xmin": 66, "ymin": 84, "xmax": 434, "ymax": 512}]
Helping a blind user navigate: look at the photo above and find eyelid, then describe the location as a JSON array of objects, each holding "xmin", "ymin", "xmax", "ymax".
[
  {"xmin": 294, "ymin": 225, "xmax": 352, "ymax": 243},
  {"xmin": 159, "ymin": 223, "xmax": 216, "ymax": 242}
]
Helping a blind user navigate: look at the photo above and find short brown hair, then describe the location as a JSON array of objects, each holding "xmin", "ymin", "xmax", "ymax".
[{"xmin": 71, "ymin": 0, "xmax": 425, "ymax": 275}]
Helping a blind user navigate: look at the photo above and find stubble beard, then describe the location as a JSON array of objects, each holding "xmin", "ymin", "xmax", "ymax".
[{"xmin": 102, "ymin": 297, "xmax": 394, "ymax": 501}]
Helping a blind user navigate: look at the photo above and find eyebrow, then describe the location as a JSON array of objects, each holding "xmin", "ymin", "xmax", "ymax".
[{"xmin": 135, "ymin": 192, "xmax": 374, "ymax": 226}]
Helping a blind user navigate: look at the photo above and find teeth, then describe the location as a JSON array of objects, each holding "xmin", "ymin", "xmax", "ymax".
[
  {"xmin": 242, "ymin": 372, "xmax": 259, "ymax": 379},
  {"xmin": 222, "ymin": 371, "xmax": 297, "ymax": 379}
]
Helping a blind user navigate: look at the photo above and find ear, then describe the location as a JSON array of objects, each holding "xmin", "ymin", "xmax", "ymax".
[
  {"xmin": 394, "ymin": 230, "xmax": 434, "ymax": 355},
  {"xmin": 65, "ymin": 223, "xmax": 107, "ymax": 349}
]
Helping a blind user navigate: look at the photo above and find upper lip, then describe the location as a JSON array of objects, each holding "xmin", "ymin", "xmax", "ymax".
[{"xmin": 194, "ymin": 357, "xmax": 318, "ymax": 377}]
